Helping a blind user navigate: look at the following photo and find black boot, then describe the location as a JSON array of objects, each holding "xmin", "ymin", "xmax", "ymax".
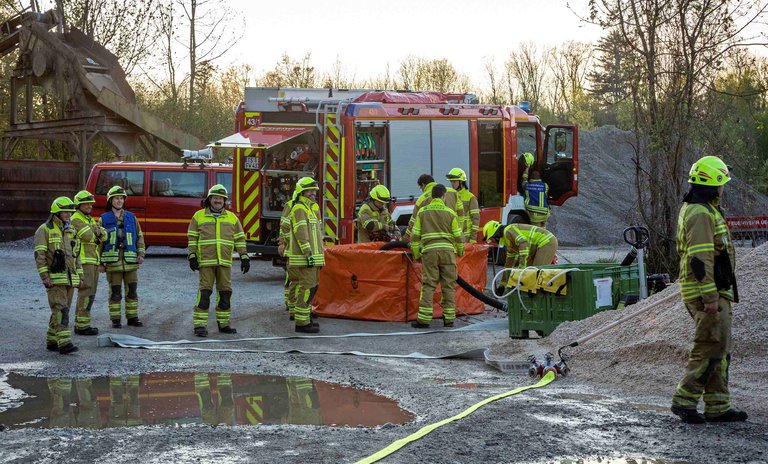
[
  {"xmin": 443, "ymin": 318, "xmax": 454, "ymax": 328},
  {"xmin": 671, "ymin": 406, "xmax": 706, "ymax": 424},
  {"xmin": 218, "ymin": 323, "xmax": 237, "ymax": 334},
  {"xmin": 75, "ymin": 327, "xmax": 99, "ymax": 336},
  {"xmin": 194, "ymin": 326, "xmax": 208, "ymax": 337},
  {"xmin": 112, "ymin": 319, "xmax": 122, "ymax": 328},
  {"xmin": 295, "ymin": 324, "xmax": 319, "ymax": 334},
  {"xmin": 47, "ymin": 343, "xmax": 58, "ymax": 352},
  {"xmin": 127, "ymin": 317, "xmax": 143, "ymax": 327},
  {"xmin": 706, "ymin": 408, "xmax": 748, "ymax": 422},
  {"xmin": 411, "ymin": 321, "xmax": 431, "ymax": 329},
  {"xmin": 59, "ymin": 343, "xmax": 79, "ymax": 355}
]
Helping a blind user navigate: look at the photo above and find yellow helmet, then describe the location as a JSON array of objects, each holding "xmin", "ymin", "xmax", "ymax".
[
  {"xmin": 295, "ymin": 177, "xmax": 319, "ymax": 196},
  {"xmin": 483, "ymin": 220, "xmax": 502, "ymax": 242},
  {"xmin": 688, "ymin": 156, "xmax": 731, "ymax": 186},
  {"xmin": 446, "ymin": 168, "xmax": 467, "ymax": 182},
  {"xmin": 107, "ymin": 186, "xmax": 127, "ymax": 203},
  {"xmin": 50, "ymin": 196, "xmax": 76, "ymax": 213},
  {"xmin": 207, "ymin": 184, "xmax": 229, "ymax": 198},
  {"xmin": 521, "ymin": 152, "xmax": 534, "ymax": 166},
  {"xmin": 73, "ymin": 190, "xmax": 95, "ymax": 205},
  {"xmin": 370, "ymin": 185, "xmax": 391, "ymax": 203}
]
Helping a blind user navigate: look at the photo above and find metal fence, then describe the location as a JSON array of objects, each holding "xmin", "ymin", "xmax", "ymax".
[{"xmin": 0, "ymin": 160, "xmax": 82, "ymax": 241}]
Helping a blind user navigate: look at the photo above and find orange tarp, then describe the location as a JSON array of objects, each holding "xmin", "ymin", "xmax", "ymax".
[{"xmin": 313, "ymin": 243, "xmax": 488, "ymax": 322}]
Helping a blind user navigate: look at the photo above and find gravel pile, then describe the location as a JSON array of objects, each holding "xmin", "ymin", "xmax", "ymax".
[
  {"xmin": 550, "ymin": 126, "xmax": 768, "ymax": 246},
  {"xmin": 491, "ymin": 243, "xmax": 768, "ymax": 416}
]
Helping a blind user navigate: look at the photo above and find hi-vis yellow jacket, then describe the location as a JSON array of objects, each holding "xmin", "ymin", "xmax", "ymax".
[
  {"xmin": 676, "ymin": 201, "xmax": 736, "ymax": 303},
  {"xmin": 187, "ymin": 208, "xmax": 247, "ymax": 267},
  {"xmin": 71, "ymin": 210, "xmax": 107, "ymax": 265},
  {"xmin": 287, "ymin": 196, "xmax": 325, "ymax": 267},
  {"xmin": 34, "ymin": 215, "xmax": 82, "ymax": 286}
]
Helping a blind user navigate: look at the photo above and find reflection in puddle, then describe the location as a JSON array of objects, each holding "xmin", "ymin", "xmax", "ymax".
[{"xmin": 0, "ymin": 372, "xmax": 414, "ymax": 429}]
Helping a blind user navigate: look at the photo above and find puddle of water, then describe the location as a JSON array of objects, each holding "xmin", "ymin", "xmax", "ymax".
[{"xmin": 0, "ymin": 372, "xmax": 414, "ymax": 430}]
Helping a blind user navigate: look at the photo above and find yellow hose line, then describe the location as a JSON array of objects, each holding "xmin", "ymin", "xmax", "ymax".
[{"xmin": 355, "ymin": 371, "xmax": 556, "ymax": 464}]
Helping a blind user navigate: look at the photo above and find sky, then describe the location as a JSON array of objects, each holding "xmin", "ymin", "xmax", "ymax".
[{"xmin": 221, "ymin": 0, "xmax": 605, "ymax": 85}]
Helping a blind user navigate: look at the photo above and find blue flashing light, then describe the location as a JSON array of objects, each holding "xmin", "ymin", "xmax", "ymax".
[{"xmin": 519, "ymin": 101, "xmax": 531, "ymax": 113}]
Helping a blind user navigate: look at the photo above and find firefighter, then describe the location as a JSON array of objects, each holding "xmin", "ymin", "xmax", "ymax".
[
  {"xmin": 357, "ymin": 185, "xmax": 400, "ymax": 243},
  {"xmin": 482, "ymin": 220, "xmax": 558, "ymax": 268},
  {"xmin": 71, "ymin": 190, "xmax": 106, "ymax": 336},
  {"xmin": 405, "ymin": 174, "xmax": 464, "ymax": 241},
  {"xmin": 446, "ymin": 168, "xmax": 480, "ymax": 243},
  {"xmin": 279, "ymin": 190, "xmax": 298, "ymax": 320},
  {"xmin": 671, "ymin": 156, "xmax": 747, "ymax": 424},
  {"xmin": 194, "ymin": 373, "xmax": 236, "ymax": 425},
  {"xmin": 410, "ymin": 184, "xmax": 464, "ymax": 328},
  {"xmin": 286, "ymin": 177, "xmax": 324, "ymax": 333},
  {"xmin": 188, "ymin": 184, "xmax": 249, "ymax": 337},
  {"xmin": 34, "ymin": 196, "xmax": 81, "ymax": 355},
  {"xmin": 522, "ymin": 166, "xmax": 551, "ymax": 227},
  {"xmin": 99, "ymin": 186, "xmax": 145, "ymax": 328}
]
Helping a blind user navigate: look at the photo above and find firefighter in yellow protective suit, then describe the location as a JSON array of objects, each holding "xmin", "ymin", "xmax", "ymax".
[
  {"xmin": 99, "ymin": 186, "xmax": 145, "ymax": 328},
  {"xmin": 670, "ymin": 156, "xmax": 747, "ymax": 424},
  {"xmin": 188, "ymin": 184, "xmax": 249, "ymax": 337},
  {"xmin": 279, "ymin": 191, "xmax": 298, "ymax": 319},
  {"xmin": 71, "ymin": 190, "xmax": 107, "ymax": 336},
  {"xmin": 34, "ymin": 196, "xmax": 81, "ymax": 355},
  {"xmin": 357, "ymin": 185, "xmax": 400, "ymax": 243},
  {"xmin": 446, "ymin": 168, "xmax": 480, "ymax": 243},
  {"xmin": 483, "ymin": 221, "xmax": 558, "ymax": 268},
  {"xmin": 410, "ymin": 184, "xmax": 464, "ymax": 328},
  {"xmin": 404, "ymin": 174, "xmax": 465, "ymax": 242},
  {"xmin": 286, "ymin": 177, "xmax": 324, "ymax": 333}
]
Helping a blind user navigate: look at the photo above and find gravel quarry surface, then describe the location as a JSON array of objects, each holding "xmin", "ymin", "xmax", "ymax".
[{"xmin": 1, "ymin": 240, "xmax": 766, "ymax": 464}]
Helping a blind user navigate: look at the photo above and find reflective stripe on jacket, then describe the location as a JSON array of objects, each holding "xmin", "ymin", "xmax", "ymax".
[
  {"xmin": 34, "ymin": 216, "xmax": 82, "ymax": 286},
  {"xmin": 101, "ymin": 210, "xmax": 143, "ymax": 264},
  {"xmin": 457, "ymin": 188, "xmax": 480, "ymax": 242},
  {"xmin": 411, "ymin": 198, "xmax": 463, "ymax": 255},
  {"xmin": 406, "ymin": 182, "xmax": 465, "ymax": 240},
  {"xmin": 71, "ymin": 210, "xmax": 106, "ymax": 265},
  {"xmin": 676, "ymin": 202, "xmax": 735, "ymax": 303},
  {"xmin": 357, "ymin": 201, "xmax": 395, "ymax": 243},
  {"xmin": 524, "ymin": 180, "xmax": 550, "ymax": 217},
  {"xmin": 287, "ymin": 197, "xmax": 325, "ymax": 267},
  {"xmin": 501, "ymin": 224, "xmax": 555, "ymax": 267},
  {"xmin": 188, "ymin": 208, "xmax": 247, "ymax": 267}
]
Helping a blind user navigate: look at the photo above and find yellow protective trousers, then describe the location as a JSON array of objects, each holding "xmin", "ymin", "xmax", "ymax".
[
  {"xmin": 417, "ymin": 250, "xmax": 457, "ymax": 324},
  {"xmin": 75, "ymin": 264, "xmax": 99, "ymax": 329},
  {"xmin": 194, "ymin": 265, "xmax": 233, "ymax": 328},
  {"xmin": 287, "ymin": 266, "xmax": 318, "ymax": 327},
  {"xmin": 46, "ymin": 285, "xmax": 74, "ymax": 348},
  {"xmin": 672, "ymin": 297, "xmax": 733, "ymax": 416}
]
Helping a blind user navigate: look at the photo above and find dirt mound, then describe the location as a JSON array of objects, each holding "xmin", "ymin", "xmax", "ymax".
[
  {"xmin": 491, "ymin": 243, "xmax": 768, "ymax": 414},
  {"xmin": 550, "ymin": 126, "xmax": 768, "ymax": 246}
]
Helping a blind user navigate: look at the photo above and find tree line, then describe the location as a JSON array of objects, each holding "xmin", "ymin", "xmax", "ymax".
[{"xmin": 2, "ymin": 0, "xmax": 767, "ymax": 271}]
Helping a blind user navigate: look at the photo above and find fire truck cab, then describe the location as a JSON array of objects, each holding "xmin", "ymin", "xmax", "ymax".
[{"xmin": 211, "ymin": 87, "xmax": 578, "ymax": 256}]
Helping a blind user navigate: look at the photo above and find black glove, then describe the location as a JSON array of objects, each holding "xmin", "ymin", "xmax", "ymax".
[
  {"xmin": 50, "ymin": 250, "xmax": 66, "ymax": 273},
  {"xmin": 240, "ymin": 256, "xmax": 250, "ymax": 274},
  {"xmin": 188, "ymin": 255, "xmax": 199, "ymax": 271},
  {"xmin": 306, "ymin": 255, "xmax": 315, "ymax": 268}
]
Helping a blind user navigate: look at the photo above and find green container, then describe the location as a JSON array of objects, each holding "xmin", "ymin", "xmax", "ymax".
[{"xmin": 507, "ymin": 263, "xmax": 640, "ymax": 338}]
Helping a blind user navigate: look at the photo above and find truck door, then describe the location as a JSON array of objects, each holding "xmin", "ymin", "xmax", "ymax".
[{"xmin": 542, "ymin": 125, "xmax": 578, "ymax": 206}]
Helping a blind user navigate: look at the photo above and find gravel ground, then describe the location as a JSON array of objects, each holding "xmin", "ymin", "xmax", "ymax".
[{"xmin": 1, "ymin": 242, "xmax": 766, "ymax": 464}]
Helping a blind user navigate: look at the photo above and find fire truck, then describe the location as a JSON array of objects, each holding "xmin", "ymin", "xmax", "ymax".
[{"xmin": 210, "ymin": 87, "xmax": 579, "ymax": 256}]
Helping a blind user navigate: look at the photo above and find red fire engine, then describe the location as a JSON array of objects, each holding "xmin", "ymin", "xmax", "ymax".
[{"xmin": 211, "ymin": 88, "xmax": 579, "ymax": 256}]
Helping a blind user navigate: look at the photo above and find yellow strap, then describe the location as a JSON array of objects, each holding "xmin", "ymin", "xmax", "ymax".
[{"xmin": 355, "ymin": 372, "xmax": 555, "ymax": 464}]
